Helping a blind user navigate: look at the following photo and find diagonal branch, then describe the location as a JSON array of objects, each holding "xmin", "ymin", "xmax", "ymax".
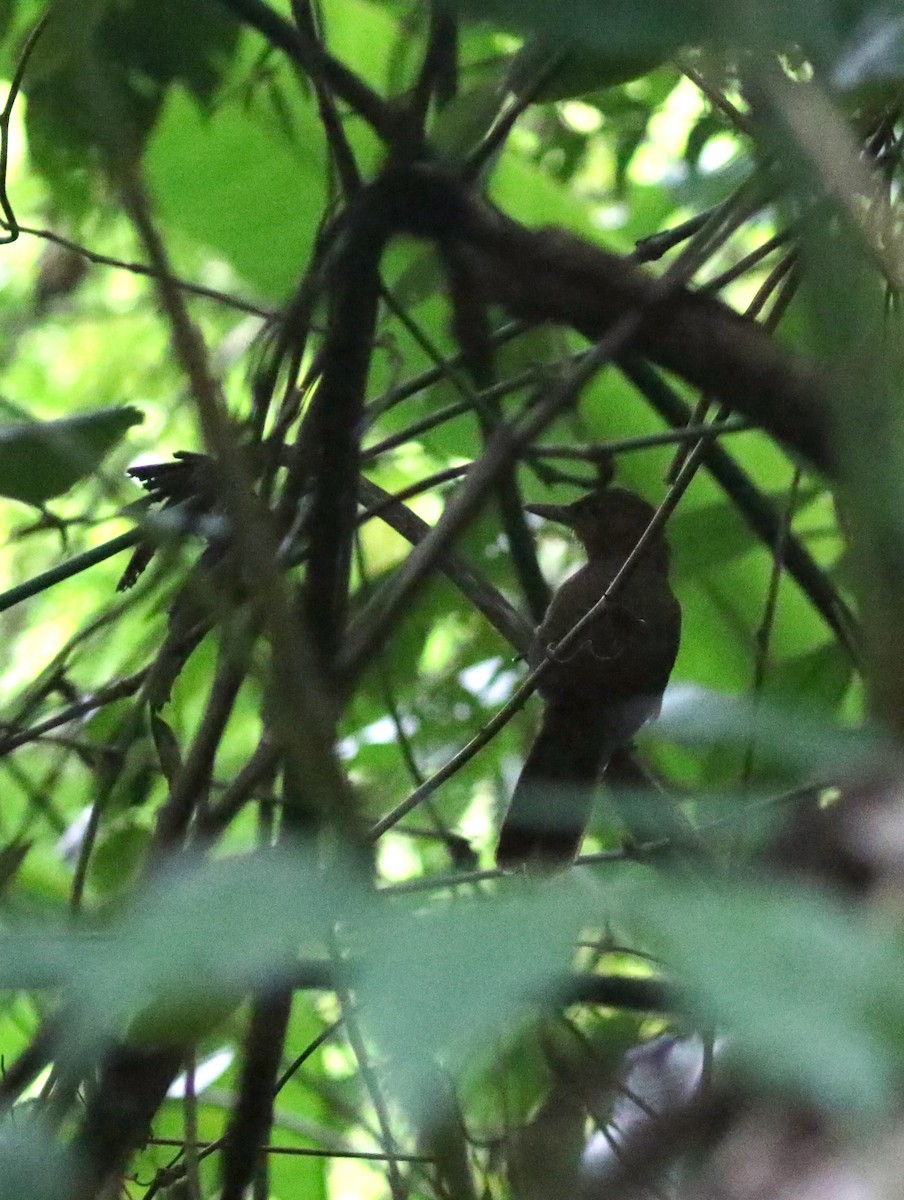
[
  {"xmin": 213, "ymin": 0, "xmax": 398, "ymax": 143},
  {"xmin": 370, "ymin": 165, "xmax": 833, "ymax": 473}
]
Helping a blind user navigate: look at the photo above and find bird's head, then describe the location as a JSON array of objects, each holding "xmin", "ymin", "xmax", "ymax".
[{"xmin": 525, "ymin": 487, "xmax": 665, "ymax": 558}]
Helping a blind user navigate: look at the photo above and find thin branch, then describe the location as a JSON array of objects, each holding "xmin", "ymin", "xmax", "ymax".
[
  {"xmin": 212, "ymin": 0, "xmax": 398, "ymax": 143},
  {"xmin": 363, "ymin": 320, "xmax": 525, "ymax": 425},
  {"xmin": 119, "ymin": 164, "xmax": 357, "ymax": 835},
  {"xmin": 221, "ymin": 993, "xmax": 293, "ymax": 1200},
  {"xmin": 364, "ymin": 412, "xmax": 705, "ymax": 842},
  {"xmin": 340, "ymin": 183, "xmax": 741, "ymax": 682},
  {"xmin": 407, "ymin": 4, "xmax": 458, "ymax": 140},
  {"xmin": 198, "ymin": 739, "xmax": 280, "ymax": 837},
  {"xmin": 380, "ymin": 783, "xmax": 815, "ymax": 897},
  {"xmin": 0, "ymin": 671, "xmax": 147, "ymax": 757},
  {"xmin": 679, "ymin": 57, "xmax": 754, "ymax": 138},
  {"xmin": 289, "ymin": 0, "xmax": 361, "ymax": 196},
  {"xmin": 331, "ymin": 947, "xmax": 409, "ymax": 1200},
  {"xmin": 0, "ymin": 529, "xmax": 138, "ymax": 616},
  {"xmin": 356, "ymin": 480, "xmax": 533, "ymax": 655},
  {"xmin": 0, "ymin": 14, "xmax": 50, "ymax": 243},
  {"xmin": 529, "ymin": 418, "xmax": 751, "ymax": 460},
  {"xmin": 16, "ymin": 224, "xmax": 274, "ymax": 317},
  {"xmin": 739, "ymin": 466, "xmax": 805, "ymax": 793},
  {"xmin": 275, "ymin": 1018, "xmax": 342, "ymax": 1094},
  {"xmin": 150, "ymin": 628, "xmax": 252, "ymax": 853},
  {"xmin": 620, "ymin": 358, "xmax": 858, "ymax": 658},
  {"xmin": 701, "ymin": 230, "xmax": 794, "ymax": 295},
  {"xmin": 301, "ymin": 192, "xmax": 386, "ymax": 661},
  {"xmin": 148, "ymin": 1137, "xmax": 432, "ymax": 1162},
  {"xmin": 362, "ymin": 364, "xmax": 545, "ymax": 463}
]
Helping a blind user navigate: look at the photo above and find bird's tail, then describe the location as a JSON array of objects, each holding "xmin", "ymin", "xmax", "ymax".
[{"xmin": 496, "ymin": 703, "xmax": 609, "ymax": 870}]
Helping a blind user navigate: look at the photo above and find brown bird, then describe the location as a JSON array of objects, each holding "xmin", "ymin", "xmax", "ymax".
[{"xmin": 496, "ymin": 488, "xmax": 681, "ymax": 869}]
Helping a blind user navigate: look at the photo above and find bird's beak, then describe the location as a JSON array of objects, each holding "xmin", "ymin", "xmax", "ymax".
[{"xmin": 524, "ymin": 502, "xmax": 576, "ymax": 527}]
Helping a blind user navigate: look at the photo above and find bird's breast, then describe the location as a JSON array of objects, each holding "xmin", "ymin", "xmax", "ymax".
[{"xmin": 530, "ymin": 557, "xmax": 680, "ymax": 705}]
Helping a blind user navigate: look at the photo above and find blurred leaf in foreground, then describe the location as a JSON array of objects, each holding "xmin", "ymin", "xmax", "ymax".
[{"xmin": 0, "ymin": 406, "xmax": 142, "ymax": 506}]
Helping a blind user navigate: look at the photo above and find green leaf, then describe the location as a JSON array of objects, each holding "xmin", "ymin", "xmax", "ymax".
[
  {"xmin": 669, "ymin": 498, "xmax": 760, "ymax": 579},
  {"xmin": 24, "ymin": 0, "xmax": 141, "ymax": 182},
  {"xmin": 0, "ymin": 1116, "xmax": 75, "ymax": 1200},
  {"xmin": 429, "ymin": 82, "xmax": 507, "ymax": 162},
  {"xmin": 89, "ymin": 818, "xmax": 152, "ymax": 898},
  {"xmin": 0, "ymin": 406, "xmax": 142, "ymax": 506},
  {"xmin": 658, "ymin": 685, "xmax": 889, "ymax": 777},
  {"xmin": 491, "ymin": 149, "xmax": 631, "ymax": 248},
  {"xmin": 102, "ymin": 0, "xmax": 239, "ymax": 102},
  {"xmin": 508, "ymin": 35, "xmax": 672, "ymax": 102},
  {"xmin": 450, "ymin": 0, "xmax": 879, "ymax": 67},
  {"xmin": 761, "ymin": 641, "xmax": 854, "ymax": 715},
  {"xmin": 0, "ymin": 930, "xmax": 90, "ymax": 989},
  {"xmin": 0, "ymin": 0, "xmax": 17, "ymax": 44},
  {"xmin": 451, "ymin": 0, "xmax": 709, "ymax": 57},
  {"xmin": 669, "ymin": 485, "xmax": 824, "ymax": 580},
  {"xmin": 78, "ymin": 845, "xmax": 369, "ymax": 1046},
  {"xmin": 145, "ymin": 87, "xmax": 327, "ymax": 297},
  {"xmin": 357, "ymin": 874, "xmax": 595, "ymax": 1114},
  {"xmin": 319, "ymin": 0, "xmax": 400, "ymax": 94},
  {"xmin": 610, "ymin": 872, "xmax": 904, "ymax": 1110},
  {"xmin": 23, "ymin": 0, "xmax": 239, "ymax": 187}
]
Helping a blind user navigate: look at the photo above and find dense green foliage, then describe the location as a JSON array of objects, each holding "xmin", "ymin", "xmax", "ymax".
[{"xmin": 0, "ymin": 1, "xmax": 901, "ymax": 1197}]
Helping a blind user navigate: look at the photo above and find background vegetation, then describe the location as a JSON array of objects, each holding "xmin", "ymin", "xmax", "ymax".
[{"xmin": 0, "ymin": 0, "xmax": 900, "ymax": 1197}]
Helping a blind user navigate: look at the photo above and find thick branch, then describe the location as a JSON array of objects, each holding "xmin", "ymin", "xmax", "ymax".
[{"xmin": 374, "ymin": 165, "xmax": 834, "ymax": 474}]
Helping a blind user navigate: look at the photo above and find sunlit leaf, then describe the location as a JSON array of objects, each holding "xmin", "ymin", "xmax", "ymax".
[{"xmin": 146, "ymin": 86, "xmax": 327, "ymax": 297}]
